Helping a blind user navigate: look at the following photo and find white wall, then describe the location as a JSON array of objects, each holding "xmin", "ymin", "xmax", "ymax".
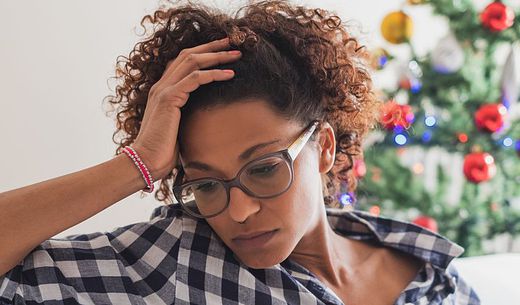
[{"xmin": 0, "ymin": 0, "xmax": 504, "ymax": 238}]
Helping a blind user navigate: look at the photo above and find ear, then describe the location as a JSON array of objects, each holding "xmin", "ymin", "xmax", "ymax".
[{"xmin": 316, "ymin": 122, "xmax": 336, "ymax": 174}]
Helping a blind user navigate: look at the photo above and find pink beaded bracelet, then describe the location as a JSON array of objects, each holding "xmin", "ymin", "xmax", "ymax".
[{"xmin": 122, "ymin": 145, "xmax": 155, "ymax": 193}]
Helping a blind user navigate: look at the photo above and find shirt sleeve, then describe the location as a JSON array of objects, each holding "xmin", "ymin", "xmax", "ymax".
[
  {"xmin": 0, "ymin": 231, "xmax": 120, "ymax": 305},
  {"xmin": 0, "ymin": 212, "xmax": 182, "ymax": 304},
  {"xmin": 0, "ymin": 261, "xmax": 24, "ymax": 304}
]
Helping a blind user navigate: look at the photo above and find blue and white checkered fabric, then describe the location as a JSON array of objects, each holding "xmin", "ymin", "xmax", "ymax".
[{"xmin": 0, "ymin": 204, "xmax": 480, "ymax": 304}]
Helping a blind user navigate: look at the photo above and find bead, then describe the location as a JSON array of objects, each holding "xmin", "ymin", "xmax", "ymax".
[{"xmin": 122, "ymin": 145, "xmax": 154, "ymax": 193}]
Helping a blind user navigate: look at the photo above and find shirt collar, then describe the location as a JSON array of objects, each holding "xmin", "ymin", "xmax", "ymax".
[
  {"xmin": 325, "ymin": 208, "xmax": 464, "ymax": 271},
  {"xmin": 149, "ymin": 204, "xmax": 464, "ymax": 271}
]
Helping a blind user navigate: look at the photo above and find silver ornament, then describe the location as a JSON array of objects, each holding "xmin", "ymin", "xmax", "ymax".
[
  {"xmin": 500, "ymin": 44, "xmax": 520, "ymax": 108},
  {"xmin": 431, "ymin": 32, "xmax": 465, "ymax": 74}
]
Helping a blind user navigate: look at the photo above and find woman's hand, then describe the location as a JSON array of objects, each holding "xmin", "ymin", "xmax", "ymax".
[
  {"xmin": 0, "ymin": 37, "xmax": 242, "ymax": 278},
  {"xmin": 133, "ymin": 37, "xmax": 242, "ymax": 180}
]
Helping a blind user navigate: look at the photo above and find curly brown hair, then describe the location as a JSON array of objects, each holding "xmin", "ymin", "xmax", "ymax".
[{"xmin": 103, "ymin": 0, "xmax": 381, "ymax": 209}]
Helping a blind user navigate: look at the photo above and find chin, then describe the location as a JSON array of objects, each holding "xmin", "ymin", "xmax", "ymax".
[
  {"xmin": 240, "ymin": 257, "xmax": 282, "ymax": 269},
  {"xmin": 234, "ymin": 248, "xmax": 290, "ymax": 269}
]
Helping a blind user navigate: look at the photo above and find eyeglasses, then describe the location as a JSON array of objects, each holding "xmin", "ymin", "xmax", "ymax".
[{"xmin": 172, "ymin": 120, "xmax": 321, "ymax": 218}]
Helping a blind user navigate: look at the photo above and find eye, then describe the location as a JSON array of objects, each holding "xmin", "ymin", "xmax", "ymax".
[
  {"xmin": 194, "ymin": 181, "xmax": 219, "ymax": 193},
  {"xmin": 247, "ymin": 162, "xmax": 280, "ymax": 176}
]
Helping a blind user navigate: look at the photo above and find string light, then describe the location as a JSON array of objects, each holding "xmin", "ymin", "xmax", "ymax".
[
  {"xmin": 484, "ymin": 154, "xmax": 495, "ymax": 164},
  {"xmin": 393, "ymin": 125, "xmax": 405, "ymax": 133},
  {"xmin": 379, "ymin": 55, "xmax": 388, "ymax": 68},
  {"xmin": 394, "ymin": 133, "xmax": 408, "ymax": 145},
  {"xmin": 339, "ymin": 192, "xmax": 356, "ymax": 207},
  {"xmin": 406, "ymin": 112, "xmax": 416, "ymax": 124},
  {"xmin": 369, "ymin": 205, "xmax": 381, "ymax": 216},
  {"xmin": 422, "ymin": 130, "xmax": 432, "ymax": 142},
  {"xmin": 424, "ymin": 116, "xmax": 437, "ymax": 127},
  {"xmin": 458, "ymin": 133, "xmax": 468, "ymax": 143},
  {"xmin": 501, "ymin": 95, "xmax": 511, "ymax": 109},
  {"xmin": 502, "ymin": 137, "xmax": 513, "ymax": 147},
  {"xmin": 410, "ymin": 79, "xmax": 422, "ymax": 93},
  {"xmin": 412, "ymin": 163, "xmax": 425, "ymax": 174}
]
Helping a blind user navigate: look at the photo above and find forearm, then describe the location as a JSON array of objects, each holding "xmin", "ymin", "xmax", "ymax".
[{"xmin": 0, "ymin": 153, "xmax": 147, "ymax": 276}]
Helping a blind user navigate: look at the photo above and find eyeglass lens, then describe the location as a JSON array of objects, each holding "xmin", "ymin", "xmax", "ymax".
[{"xmin": 179, "ymin": 155, "xmax": 292, "ymax": 217}]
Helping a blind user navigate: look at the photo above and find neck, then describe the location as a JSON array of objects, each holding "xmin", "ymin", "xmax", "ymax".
[{"xmin": 287, "ymin": 205, "xmax": 348, "ymax": 287}]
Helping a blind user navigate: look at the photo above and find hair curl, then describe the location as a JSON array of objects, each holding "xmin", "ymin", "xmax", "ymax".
[{"xmin": 103, "ymin": 0, "xmax": 381, "ymax": 209}]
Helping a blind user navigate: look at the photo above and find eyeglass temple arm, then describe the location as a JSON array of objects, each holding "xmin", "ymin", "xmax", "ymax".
[
  {"xmin": 172, "ymin": 166, "xmax": 185, "ymax": 187},
  {"xmin": 287, "ymin": 120, "xmax": 320, "ymax": 160},
  {"xmin": 172, "ymin": 121, "xmax": 319, "ymax": 186}
]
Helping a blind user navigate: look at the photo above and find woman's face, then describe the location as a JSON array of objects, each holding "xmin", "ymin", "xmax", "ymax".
[{"xmin": 179, "ymin": 99, "xmax": 335, "ymax": 268}]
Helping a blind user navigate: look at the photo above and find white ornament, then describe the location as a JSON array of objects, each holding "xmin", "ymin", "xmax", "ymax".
[
  {"xmin": 431, "ymin": 32, "xmax": 465, "ymax": 74},
  {"xmin": 500, "ymin": 44, "xmax": 520, "ymax": 108}
]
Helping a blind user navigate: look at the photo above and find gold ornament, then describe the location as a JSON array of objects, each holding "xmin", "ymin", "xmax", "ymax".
[
  {"xmin": 381, "ymin": 11, "xmax": 414, "ymax": 44},
  {"xmin": 407, "ymin": 0, "xmax": 425, "ymax": 4}
]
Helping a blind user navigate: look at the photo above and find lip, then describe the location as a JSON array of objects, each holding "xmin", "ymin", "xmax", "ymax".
[
  {"xmin": 233, "ymin": 230, "xmax": 277, "ymax": 240},
  {"xmin": 232, "ymin": 229, "xmax": 278, "ymax": 248}
]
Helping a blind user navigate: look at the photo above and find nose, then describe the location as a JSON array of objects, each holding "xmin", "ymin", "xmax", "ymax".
[{"xmin": 227, "ymin": 186, "xmax": 261, "ymax": 223}]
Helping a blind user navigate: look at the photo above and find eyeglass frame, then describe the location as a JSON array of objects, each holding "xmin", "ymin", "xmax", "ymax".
[{"xmin": 172, "ymin": 119, "xmax": 322, "ymax": 219}]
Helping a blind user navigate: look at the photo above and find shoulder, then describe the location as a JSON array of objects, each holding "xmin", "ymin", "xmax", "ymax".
[
  {"xmin": 0, "ymin": 204, "xmax": 192, "ymax": 304},
  {"xmin": 326, "ymin": 208, "xmax": 464, "ymax": 269},
  {"xmin": 326, "ymin": 208, "xmax": 481, "ymax": 304}
]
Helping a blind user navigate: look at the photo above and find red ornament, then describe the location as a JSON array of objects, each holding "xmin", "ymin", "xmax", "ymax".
[
  {"xmin": 474, "ymin": 103, "xmax": 507, "ymax": 133},
  {"xmin": 353, "ymin": 159, "xmax": 367, "ymax": 178},
  {"xmin": 412, "ymin": 215, "xmax": 438, "ymax": 233},
  {"xmin": 463, "ymin": 152, "xmax": 497, "ymax": 183},
  {"xmin": 380, "ymin": 100, "xmax": 415, "ymax": 130},
  {"xmin": 480, "ymin": 1, "xmax": 515, "ymax": 32}
]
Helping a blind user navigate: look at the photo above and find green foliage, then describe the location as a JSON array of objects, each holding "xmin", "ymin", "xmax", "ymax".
[{"xmin": 356, "ymin": 0, "xmax": 520, "ymax": 256}]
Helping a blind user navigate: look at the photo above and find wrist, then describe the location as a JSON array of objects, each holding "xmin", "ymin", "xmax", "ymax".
[
  {"xmin": 116, "ymin": 153, "xmax": 150, "ymax": 192},
  {"xmin": 121, "ymin": 145, "xmax": 155, "ymax": 193}
]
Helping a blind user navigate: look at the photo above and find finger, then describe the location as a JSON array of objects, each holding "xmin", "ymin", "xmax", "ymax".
[
  {"xmin": 142, "ymin": 38, "xmax": 232, "ymax": 134},
  {"xmin": 160, "ymin": 69, "xmax": 235, "ymax": 108},
  {"xmin": 164, "ymin": 50, "xmax": 241, "ymax": 85},
  {"xmin": 163, "ymin": 37, "xmax": 231, "ymax": 79}
]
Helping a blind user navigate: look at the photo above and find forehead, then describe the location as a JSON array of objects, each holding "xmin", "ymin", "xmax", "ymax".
[{"xmin": 179, "ymin": 99, "xmax": 300, "ymax": 170}]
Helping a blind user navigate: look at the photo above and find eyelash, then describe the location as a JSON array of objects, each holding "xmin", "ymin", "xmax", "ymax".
[{"xmin": 183, "ymin": 157, "xmax": 275, "ymax": 182}]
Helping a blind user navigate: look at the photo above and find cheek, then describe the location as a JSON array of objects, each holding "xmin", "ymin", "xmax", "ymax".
[
  {"xmin": 267, "ymin": 157, "xmax": 323, "ymax": 236},
  {"xmin": 202, "ymin": 153, "xmax": 323, "ymax": 267},
  {"xmin": 289, "ymin": 152, "xmax": 323, "ymax": 212}
]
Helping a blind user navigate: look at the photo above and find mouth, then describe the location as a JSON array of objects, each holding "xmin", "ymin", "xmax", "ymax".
[{"xmin": 232, "ymin": 229, "xmax": 279, "ymax": 248}]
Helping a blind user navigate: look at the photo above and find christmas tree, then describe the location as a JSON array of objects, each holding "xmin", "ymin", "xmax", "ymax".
[{"xmin": 353, "ymin": 0, "xmax": 520, "ymax": 256}]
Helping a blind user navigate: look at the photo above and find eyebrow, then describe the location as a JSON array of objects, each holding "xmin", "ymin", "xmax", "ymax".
[{"xmin": 183, "ymin": 139, "xmax": 281, "ymax": 172}]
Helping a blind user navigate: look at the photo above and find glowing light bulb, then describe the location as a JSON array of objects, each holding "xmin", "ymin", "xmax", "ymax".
[
  {"xmin": 394, "ymin": 134, "xmax": 408, "ymax": 145},
  {"xmin": 424, "ymin": 116, "xmax": 436, "ymax": 127}
]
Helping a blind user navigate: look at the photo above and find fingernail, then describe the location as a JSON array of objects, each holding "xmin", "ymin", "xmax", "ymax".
[
  {"xmin": 222, "ymin": 69, "xmax": 234, "ymax": 74},
  {"xmin": 228, "ymin": 50, "xmax": 241, "ymax": 55}
]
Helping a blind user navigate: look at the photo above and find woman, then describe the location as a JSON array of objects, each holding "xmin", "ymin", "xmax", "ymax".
[{"xmin": 0, "ymin": 0, "xmax": 480, "ymax": 304}]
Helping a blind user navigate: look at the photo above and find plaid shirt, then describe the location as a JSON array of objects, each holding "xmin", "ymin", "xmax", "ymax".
[{"xmin": 1, "ymin": 204, "xmax": 480, "ymax": 305}]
